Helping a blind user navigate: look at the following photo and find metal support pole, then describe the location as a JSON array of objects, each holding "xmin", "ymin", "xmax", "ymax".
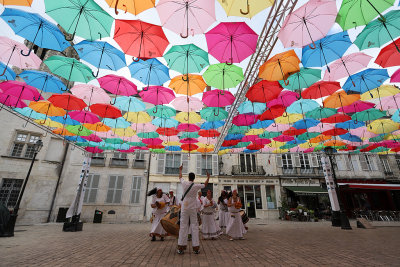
[{"xmin": 143, "ymin": 152, "xmax": 152, "ymax": 220}]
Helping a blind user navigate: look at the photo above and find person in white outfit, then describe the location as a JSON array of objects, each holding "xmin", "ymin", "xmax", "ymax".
[
  {"xmin": 177, "ymin": 165, "xmax": 210, "ymax": 255},
  {"xmin": 201, "ymin": 190, "xmax": 221, "ymax": 240},
  {"xmin": 217, "ymin": 190, "xmax": 229, "ymax": 233},
  {"xmin": 150, "ymin": 189, "xmax": 170, "ymax": 241},
  {"xmin": 226, "ymin": 190, "xmax": 247, "ymax": 241}
]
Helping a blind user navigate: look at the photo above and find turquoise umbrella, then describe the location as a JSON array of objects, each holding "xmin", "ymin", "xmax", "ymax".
[
  {"xmin": 164, "ymin": 44, "xmax": 209, "ymax": 75},
  {"xmin": 279, "ymin": 68, "xmax": 321, "ymax": 92},
  {"xmin": 238, "ymin": 101, "xmax": 266, "ymax": 114},
  {"xmin": 147, "ymin": 105, "xmax": 176, "ymax": 118}
]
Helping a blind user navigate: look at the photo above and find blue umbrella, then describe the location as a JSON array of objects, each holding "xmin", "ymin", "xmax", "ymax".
[
  {"xmin": 74, "ymin": 40, "xmax": 126, "ymax": 77},
  {"xmin": 65, "ymin": 136, "xmax": 87, "ymax": 143},
  {"xmin": 302, "ymin": 31, "xmax": 352, "ymax": 72},
  {"xmin": 0, "ymin": 62, "xmax": 16, "ymax": 80},
  {"xmin": 243, "ymin": 149, "xmax": 258, "ymax": 153},
  {"xmin": 50, "ymin": 115, "xmax": 80, "ymax": 126},
  {"xmin": 292, "ymin": 118, "xmax": 320, "ymax": 129},
  {"xmin": 238, "ymin": 101, "xmax": 266, "ymax": 114},
  {"xmin": 201, "ymin": 121, "xmax": 225, "ymax": 130},
  {"xmin": 152, "ymin": 117, "xmax": 179, "ymax": 128},
  {"xmin": 287, "ymin": 99, "xmax": 320, "ymax": 114},
  {"xmin": 339, "ymin": 133, "xmax": 362, "ymax": 142},
  {"xmin": 103, "ymin": 117, "xmax": 131, "ymax": 128},
  {"xmin": 14, "ymin": 107, "xmax": 46, "ymax": 127},
  {"xmin": 342, "ymin": 69, "xmax": 389, "ymax": 95},
  {"xmin": 166, "ymin": 146, "xmax": 182, "ymax": 151},
  {"xmin": 336, "ymin": 120, "xmax": 365, "ymax": 129},
  {"xmin": 113, "ymin": 96, "xmax": 146, "ymax": 112},
  {"xmin": 391, "ymin": 109, "xmax": 400, "ymax": 123},
  {"xmin": 128, "ymin": 58, "xmax": 170, "ymax": 87},
  {"xmin": 250, "ymin": 120, "xmax": 273, "ymax": 129},
  {"xmin": 225, "ymin": 133, "xmax": 244, "ymax": 140},
  {"xmin": 0, "ymin": 8, "xmax": 70, "ymax": 55},
  {"xmin": 19, "ymin": 70, "xmax": 66, "ymax": 98}
]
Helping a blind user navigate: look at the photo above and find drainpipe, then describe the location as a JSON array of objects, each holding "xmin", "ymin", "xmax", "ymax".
[
  {"xmin": 143, "ymin": 152, "xmax": 152, "ymax": 220},
  {"xmin": 47, "ymin": 143, "xmax": 69, "ymax": 223}
]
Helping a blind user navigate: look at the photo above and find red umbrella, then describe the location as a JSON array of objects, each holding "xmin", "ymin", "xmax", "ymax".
[
  {"xmin": 181, "ymin": 143, "xmax": 198, "ymax": 151},
  {"xmin": 148, "ymin": 144, "xmax": 165, "ymax": 149},
  {"xmin": 177, "ymin": 123, "xmax": 200, "ymax": 132},
  {"xmin": 321, "ymin": 114, "xmax": 351, "ymax": 124},
  {"xmin": 282, "ymin": 128, "xmax": 307, "ymax": 136},
  {"xmin": 322, "ymin": 128, "xmax": 348, "ymax": 136},
  {"xmin": 253, "ymin": 138, "xmax": 271, "ymax": 145},
  {"xmin": 222, "ymin": 140, "xmax": 240, "ymax": 146},
  {"xmin": 114, "ymin": 20, "xmax": 169, "ymax": 60},
  {"xmin": 90, "ymin": 103, "xmax": 122, "ymax": 119},
  {"xmin": 198, "ymin": 129, "xmax": 220, "ymax": 138},
  {"xmin": 301, "ymin": 81, "xmax": 341, "ymax": 100},
  {"xmin": 48, "ymin": 93, "xmax": 87, "ymax": 111},
  {"xmin": 247, "ymin": 143, "xmax": 264, "ymax": 150},
  {"xmin": 202, "ymin": 89, "xmax": 235, "ymax": 108},
  {"xmin": 156, "ymin": 127, "xmax": 180, "ymax": 136},
  {"xmin": 246, "ymin": 80, "xmax": 283, "ymax": 103},
  {"xmin": 375, "ymin": 38, "xmax": 400, "ymax": 68},
  {"xmin": 232, "ymin": 114, "xmax": 259, "ymax": 126},
  {"xmin": 259, "ymin": 105, "xmax": 285, "ymax": 121},
  {"xmin": 0, "ymin": 81, "xmax": 43, "ymax": 102},
  {"xmin": 139, "ymin": 86, "xmax": 175, "ymax": 105}
]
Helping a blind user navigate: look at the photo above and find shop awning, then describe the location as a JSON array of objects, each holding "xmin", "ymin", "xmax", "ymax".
[
  {"xmin": 285, "ymin": 186, "xmax": 327, "ymax": 195},
  {"xmin": 338, "ymin": 183, "xmax": 400, "ymax": 190}
]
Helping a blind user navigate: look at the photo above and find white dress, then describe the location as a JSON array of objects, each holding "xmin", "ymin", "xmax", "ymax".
[
  {"xmin": 218, "ymin": 198, "xmax": 229, "ymax": 231},
  {"xmin": 150, "ymin": 195, "xmax": 169, "ymax": 237},
  {"xmin": 226, "ymin": 199, "xmax": 247, "ymax": 239},
  {"xmin": 201, "ymin": 198, "xmax": 222, "ymax": 239}
]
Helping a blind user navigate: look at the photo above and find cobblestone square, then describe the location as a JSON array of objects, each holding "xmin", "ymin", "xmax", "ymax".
[{"xmin": 1, "ymin": 220, "xmax": 400, "ymax": 267}]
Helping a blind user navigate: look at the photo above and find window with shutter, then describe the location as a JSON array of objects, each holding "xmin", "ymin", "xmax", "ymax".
[
  {"xmin": 165, "ymin": 154, "xmax": 181, "ymax": 174},
  {"xmin": 106, "ymin": 175, "xmax": 124, "ymax": 203},
  {"xmin": 310, "ymin": 154, "xmax": 319, "ymax": 167},
  {"xmin": 368, "ymin": 155, "xmax": 378, "ymax": 171},
  {"xmin": 351, "ymin": 155, "xmax": 361, "ymax": 172},
  {"xmin": 84, "ymin": 174, "xmax": 99, "ymax": 203},
  {"xmin": 196, "ymin": 155, "xmax": 202, "ymax": 175},
  {"xmin": 276, "ymin": 154, "xmax": 283, "ymax": 167},
  {"xmin": 293, "ymin": 154, "xmax": 301, "ymax": 167},
  {"xmin": 359, "ymin": 155, "xmax": 369, "ymax": 171},
  {"xmin": 181, "ymin": 154, "xmax": 189, "ymax": 174},
  {"xmin": 200, "ymin": 155, "xmax": 212, "ymax": 175},
  {"xmin": 212, "ymin": 155, "xmax": 218, "ymax": 176},
  {"xmin": 157, "ymin": 154, "xmax": 166, "ymax": 174},
  {"xmin": 131, "ymin": 176, "xmax": 142, "ymax": 204}
]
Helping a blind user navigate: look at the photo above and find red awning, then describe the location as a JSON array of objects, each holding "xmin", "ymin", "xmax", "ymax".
[{"xmin": 339, "ymin": 183, "xmax": 400, "ymax": 190}]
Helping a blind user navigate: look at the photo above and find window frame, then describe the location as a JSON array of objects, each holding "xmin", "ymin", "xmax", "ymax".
[
  {"xmin": 165, "ymin": 153, "xmax": 181, "ymax": 174},
  {"xmin": 105, "ymin": 175, "xmax": 124, "ymax": 204},
  {"xmin": 201, "ymin": 155, "xmax": 213, "ymax": 175},
  {"xmin": 130, "ymin": 176, "xmax": 142, "ymax": 204},
  {"xmin": 0, "ymin": 178, "xmax": 23, "ymax": 208},
  {"xmin": 10, "ymin": 132, "xmax": 41, "ymax": 159},
  {"xmin": 84, "ymin": 174, "xmax": 100, "ymax": 203}
]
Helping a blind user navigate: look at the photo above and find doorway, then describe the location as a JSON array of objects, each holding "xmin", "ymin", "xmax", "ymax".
[{"xmin": 245, "ymin": 192, "xmax": 256, "ymax": 218}]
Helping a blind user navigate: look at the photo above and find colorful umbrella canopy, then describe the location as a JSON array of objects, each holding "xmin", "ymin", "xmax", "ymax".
[
  {"xmin": 238, "ymin": 101, "xmax": 266, "ymax": 115},
  {"xmin": 148, "ymin": 105, "xmax": 176, "ymax": 118},
  {"xmin": 113, "ymin": 96, "xmax": 145, "ymax": 112},
  {"xmin": 124, "ymin": 111, "xmax": 151, "ymax": 123},
  {"xmin": 104, "ymin": 0, "xmax": 155, "ymax": 15},
  {"xmin": 90, "ymin": 103, "xmax": 122, "ymax": 119},
  {"xmin": 375, "ymin": 38, "xmax": 400, "ymax": 68},
  {"xmin": 128, "ymin": 58, "xmax": 170, "ymax": 86},
  {"xmin": 200, "ymin": 107, "xmax": 228, "ymax": 122},
  {"xmin": 169, "ymin": 74, "xmax": 206, "ymax": 96},
  {"xmin": 48, "ymin": 93, "xmax": 86, "ymax": 111},
  {"xmin": 0, "ymin": 0, "xmax": 32, "ymax": 6},
  {"xmin": 391, "ymin": 68, "xmax": 400, "ymax": 83},
  {"xmin": 164, "ymin": 44, "xmax": 209, "ymax": 74},
  {"xmin": 202, "ymin": 89, "xmax": 235, "ymax": 108},
  {"xmin": 280, "ymin": 68, "xmax": 321, "ymax": 92},
  {"xmin": 0, "ymin": 62, "xmax": 16, "ymax": 81},
  {"xmin": 259, "ymin": 50, "xmax": 300, "ymax": 85},
  {"xmin": 323, "ymin": 52, "xmax": 372, "ymax": 82},
  {"xmin": 368, "ymin": 119, "xmax": 399, "ymax": 134},
  {"xmin": 301, "ymin": 81, "xmax": 341, "ymax": 101},
  {"xmin": 203, "ymin": 63, "xmax": 244, "ymax": 90},
  {"xmin": 343, "ymin": 69, "xmax": 389, "ymax": 95},
  {"xmin": 98, "ymin": 74, "xmax": 138, "ymax": 98},
  {"xmin": 0, "ymin": 80, "xmax": 42, "ymax": 102},
  {"xmin": 217, "ymin": 0, "xmax": 273, "ymax": 18},
  {"xmin": 19, "ymin": 70, "xmax": 66, "ymax": 96},
  {"xmin": 69, "ymin": 110, "xmax": 100, "ymax": 124},
  {"xmin": 70, "ymin": 84, "xmax": 110, "ymax": 105},
  {"xmin": 139, "ymin": 86, "xmax": 175, "ymax": 105},
  {"xmin": 171, "ymin": 96, "xmax": 203, "ymax": 112},
  {"xmin": 324, "ymin": 91, "xmax": 360, "ymax": 109},
  {"xmin": 246, "ymin": 80, "xmax": 282, "ymax": 103}
]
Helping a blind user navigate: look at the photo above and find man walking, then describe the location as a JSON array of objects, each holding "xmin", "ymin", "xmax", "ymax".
[{"xmin": 177, "ymin": 165, "xmax": 210, "ymax": 255}]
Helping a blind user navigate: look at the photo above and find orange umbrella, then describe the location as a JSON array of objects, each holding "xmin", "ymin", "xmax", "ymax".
[
  {"xmin": 324, "ymin": 140, "xmax": 346, "ymax": 147},
  {"xmin": 323, "ymin": 90, "xmax": 360, "ymax": 109},
  {"xmin": 169, "ymin": 74, "xmax": 207, "ymax": 96},
  {"xmin": 309, "ymin": 135, "xmax": 331, "ymax": 143},
  {"xmin": 259, "ymin": 50, "xmax": 300, "ymax": 85},
  {"xmin": 105, "ymin": 0, "xmax": 155, "ymax": 15},
  {"xmin": 29, "ymin": 100, "xmax": 66, "ymax": 117},
  {"xmin": 0, "ymin": 0, "xmax": 33, "ymax": 6},
  {"xmin": 52, "ymin": 128, "xmax": 75, "ymax": 136},
  {"xmin": 197, "ymin": 147, "xmax": 213, "ymax": 153},
  {"xmin": 83, "ymin": 122, "xmax": 111, "ymax": 132}
]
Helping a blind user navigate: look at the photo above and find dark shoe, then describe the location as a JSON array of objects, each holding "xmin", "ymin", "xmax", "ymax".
[
  {"xmin": 177, "ymin": 249, "xmax": 184, "ymax": 255},
  {"xmin": 160, "ymin": 237, "xmax": 164, "ymax": 241},
  {"xmin": 151, "ymin": 236, "xmax": 156, "ymax": 241},
  {"xmin": 193, "ymin": 250, "xmax": 200, "ymax": 254}
]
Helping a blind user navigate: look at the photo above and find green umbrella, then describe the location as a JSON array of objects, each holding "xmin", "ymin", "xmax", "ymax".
[
  {"xmin": 200, "ymin": 107, "xmax": 228, "ymax": 122},
  {"xmin": 127, "ymin": 141, "xmax": 146, "ymax": 147},
  {"xmin": 351, "ymin": 109, "xmax": 386, "ymax": 122},
  {"xmin": 305, "ymin": 107, "xmax": 337, "ymax": 119},
  {"xmin": 164, "ymin": 44, "xmax": 209, "ymax": 75},
  {"xmin": 65, "ymin": 125, "xmax": 92, "ymax": 136},
  {"xmin": 233, "ymin": 142, "xmax": 251, "ymax": 148},
  {"xmin": 104, "ymin": 138, "xmax": 124, "ymax": 144},
  {"xmin": 259, "ymin": 132, "xmax": 280, "ymax": 139},
  {"xmin": 98, "ymin": 145, "xmax": 116, "ymax": 150},
  {"xmin": 280, "ymin": 143, "xmax": 298, "ymax": 150},
  {"xmin": 370, "ymin": 147, "xmax": 390, "ymax": 153},
  {"xmin": 180, "ymin": 132, "xmax": 199, "ymax": 139},
  {"xmin": 336, "ymin": 0, "xmax": 395, "ymax": 31},
  {"xmin": 228, "ymin": 125, "xmax": 248, "ymax": 134},
  {"xmin": 369, "ymin": 135, "xmax": 385, "ymax": 142},
  {"xmin": 354, "ymin": 10, "xmax": 400, "ymax": 52},
  {"xmin": 278, "ymin": 68, "xmax": 321, "ymax": 92},
  {"xmin": 313, "ymin": 144, "xmax": 325, "ymax": 152},
  {"xmin": 76, "ymin": 142, "xmax": 90, "ymax": 147},
  {"xmin": 150, "ymin": 149, "xmax": 166, "ymax": 154},
  {"xmin": 147, "ymin": 105, "xmax": 176, "ymax": 118},
  {"xmin": 45, "ymin": 0, "xmax": 114, "ymax": 41},
  {"xmin": 137, "ymin": 132, "xmax": 159, "ymax": 138},
  {"xmin": 44, "ymin": 56, "xmax": 94, "ymax": 89},
  {"xmin": 297, "ymin": 132, "xmax": 320, "ymax": 141},
  {"xmin": 203, "ymin": 63, "xmax": 244, "ymax": 89}
]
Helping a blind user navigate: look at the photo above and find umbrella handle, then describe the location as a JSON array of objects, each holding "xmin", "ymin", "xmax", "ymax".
[
  {"xmin": 180, "ymin": 31, "xmax": 189, "ymax": 39},
  {"xmin": 65, "ymin": 32, "xmax": 76, "ymax": 42},
  {"xmin": 61, "ymin": 86, "xmax": 69, "ymax": 92},
  {"xmin": 132, "ymin": 56, "xmax": 140, "ymax": 62},
  {"xmin": 283, "ymin": 79, "xmax": 289, "ymax": 86},
  {"xmin": 33, "ymin": 95, "xmax": 41, "ymax": 101},
  {"xmin": 182, "ymin": 75, "xmax": 189, "ymax": 82},
  {"xmin": 308, "ymin": 41, "xmax": 316, "ymax": 50},
  {"xmin": 78, "ymin": 125, "xmax": 84, "ymax": 131},
  {"xmin": 240, "ymin": 3, "xmax": 250, "ymax": 15},
  {"xmin": 213, "ymin": 108, "xmax": 220, "ymax": 117},
  {"xmin": 226, "ymin": 60, "xmax": 233, "ymax": 66},
  {"xmin": 114, "ymin": 0, "xmax": 120, "ymax": 14},
  {"xmin": 0, "ymin": 67, "xmax": 8, "ymax": 77},
  {"xmin": 111, "ymin": 97, "xmax": 117, "ymax": 105},
  {"xmin": 20, "ymin": 48, "xmax": 32, "ymax": 57}
]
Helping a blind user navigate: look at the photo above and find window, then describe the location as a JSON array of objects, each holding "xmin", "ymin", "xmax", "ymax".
[
  {"xmin": 10, "ymin": 132, "xmax": 41, "ymax": 158},
  {"xmin": 130, "ymin": 176, "xmax": 142, "ymax": 204},
  {"xmin": 106, "ymin": 175, "xmax": 124, "ymax": 203},
  {"xmin": 265, "ymin": 185, "xmax": 277, "ymax": 209},
  {"xmin": 91, "ymin": 153, "xmax": 105, "ymax": 166},
  {"xmin": 282, "ymin": 154, "xmax": 293, "ymax": 169},
  {"xmin": 133, "ymin": 151, "xmax": 145, "ymax": 168},
  {"xmin": 239, "ymin": 154, "xmax": 256, "ymax": 173},
  {"xmin": 110, "ymin": 152, "xmax": 128, "ymax": 167},
  {"xmin": 359, "ymin": 155, "xmax": 378, "ymax": 171},
  {"xmin": 299, "ymin": 154, "xmax": 311, "ymax": 173},
  {"xmin": 380, "ymin": 157, "xmax": 392, "ymax": 174},
  {"xmin": 84, "ymin": 174, "xmax": 100, "ymax": 203},
  {"xmin": 316, "ymin": 155, "xmax": 323, "ymax": 173},
  {"xmin": 0, "ymin": 178, "xmax": 23, "ymax": 208},
  {"xmin": 165, "ymin": 154, "xmax": 181, "ymax": 174},
  {"xmin": 201, "ymin": 155, "xmax": 212, "ymax": 175}
]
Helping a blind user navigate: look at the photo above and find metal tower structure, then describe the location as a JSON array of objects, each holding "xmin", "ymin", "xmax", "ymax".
[{"xmin": 214, "ymin": 0, "xmax": 299, "ymax": 152}]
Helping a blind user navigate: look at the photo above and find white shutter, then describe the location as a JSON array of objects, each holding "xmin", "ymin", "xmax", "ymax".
[
  {"xmin": 157, "ymin": 154, "xmax": 165, "ymax": 174},
  {"xmin": 181, "ymin": 154, "xmax": 189, "ymax": 174},
  {"xmin": 196, "ymin": 154, "xmax": 202, "ymax": 175},
  {"xmin": 335, "ymin": 155, "xmax": 346, "ymax": 171},
  {"xmin": 369, "ymin": 155, "xmax": 379, "ymax": 171},
  {"xmin": 310, "ymin": 154, "xmax": 318, "ymax": 167},
  {"xmin": 351, "ymin": 155, "xmax": 360, "ymax": 172},
  {"xmin": 359, "ymin": 155, "xmax": 369, "ymax": 171},
  {"xmin": 276, "ymin": 154, "xmax": 283, "ymax": 167},
  {"xmin": 293, "ymin": 154, "xmax": 301, "ymax": 167},
  {"xmin": 212, "ymin": 155, "xmax": 218, "ymax": 176},
  {"xmin": 345, "ymin": 154, "xmax": 352, "ymax": 170}
]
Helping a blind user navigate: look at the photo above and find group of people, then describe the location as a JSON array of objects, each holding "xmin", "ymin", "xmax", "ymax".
[{"xmin": 149, "ymin": 165, "xmax": 247, "ymax": 254}]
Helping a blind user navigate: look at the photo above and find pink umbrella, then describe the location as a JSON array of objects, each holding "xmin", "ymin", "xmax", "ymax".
[
  {"xmin": 323, "ymin": 52, "xmax": 372, "ymax": 82},
  {"xmin": 139, "ymin": 86, "xmax": 175, "ymax": 105},
  {"xmin": 290, "ymin": 147, "xmax": 307, "ymax": 153},
  {"xmin": 304, "ymin": 147, "xmax": 314, "ymax": 153},
  {"xmin": 142, "ymin": 138, "xmax": 163, "ymax": 145},
  {"xmin": 278, "ymin": 0, "xmax": 337, "ymax": 48},
  {"xmin": 156, "ymin": 0, "xmax": 216, "ymax": 38},
  {"xmin": 253, "ymin": 138, "xmax": 271, "ymax": 145},
  {"xmin": 0, "ymin": 94, "xmax": 27, "ymax": 108},
  {"xmin": 376, "ymin": 94, "xmax": 400, "ymax": 111},
  {"xmin": 69, "ymin": 110, "xmax": 100, "ymax": 124},
  {"xmin": 205, "ymin": 22, "xmax": 258, "ymax": 64},
  {"xmin": 95, "ymin": 130, "xmax": 117, "ymax": 138},
  {"xmin": 232, "ymin": 114, "xmax": 259, "ymax": 126},
  {"xmin": 260, "ymin": 146, "xmax": 274, "ymax": 153},
  {"xmin": 98, "ymin": 74, "xmax": 137, "ymax": 99},
  {"xmin": 202, "ymin": 89, "xmax": 235, "ymax": 107},
  {"xmin": 265, "ymin": 123, "xmax": 291, "ymax": 132},
  {"xmin": 70, "ymin": 84, "xmax": 110, "ymax": 105},
  {"xmin": 267, "ymin": 90, "xmax": 299, "ymax": 108},
  {"xmin": 82, "ymin": 134, "xmax": 103, "ymax": 142},
  {"xmin": 122, "ymin": 135, "xmax": 141, "ymax": 142},
  {"xmin": 160, "ymin": 135, "xmax": 180, "ymax": 142},
  {"xmin": 241, "ymin": 135, "xmax": 258, "ymax": 142},
  {"xmin": 273, "ymin": 135, "xmax": 294, "ymax": 142},
  {"xmin": 198, "ymin": 137, "xmax": 217, "ymax": 144},
  {"xmin": 171, "ymin": 96, "xmax": 203, "ymax": 112},
  {"xmin": 0, "ymin": 81, "xmax": 42, "ymax": 101},
  {"xmin": 180, "ymin": 138, "xmax": 198, "ymax": 144},
  {"xmin": 230, "ymin": 147, "xmax": 245, "ymax": 153},
  {"xmin": 177, "ymin": 123, "xmax": 200, "ymax": 132},
  {"xmin": 337, "ymin": 101, "xmax": 375, "ymax": 113},
  {"xmin": 0, "ymin": 37, "xmax": 42, "ymax": 76},
  {"xmin": 131, "ymin": 122, "xmax": 157, "ymax": 133},
  {"xmin": 391, "ymin": 68, "xmax": 400, "ymax": 83},
  {"xmin": 85, "ymin": 147, "xmax": 104, "ymax": 153},
  {"xmin": 349, "ymin": 127, "xmax": 378, "ymax": 139},
  {"xmin": 308, "ymin": 123, "xmax": 335, "ymax": 132}
]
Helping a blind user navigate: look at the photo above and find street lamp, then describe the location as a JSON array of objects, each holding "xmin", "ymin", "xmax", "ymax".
[
  {"xmin": 324, "ymin": 146, "xmax": 352, "ymax": 230},
  {"xmin": 6, "ymin": 139, "xmax": 43, "ymax": 237}
]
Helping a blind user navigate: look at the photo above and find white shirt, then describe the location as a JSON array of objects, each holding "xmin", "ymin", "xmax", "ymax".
[{"xmin": 180, "ymin": 178, "xmax": 205, "ymax": 211}]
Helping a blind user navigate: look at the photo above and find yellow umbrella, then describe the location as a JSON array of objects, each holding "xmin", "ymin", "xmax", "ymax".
[
  {"xmin": 368, "ymin": 119, "xmax": 399, "ymax": 134},
  {"xmin": 299, "ymin": 142, "xmax": 318, "ymax": 149},
  {"xmin": 378, "ymin": 151, "xmax": 394, "ymax": 154},
  {"xmin": 217, "ymin": 0, "xmax": 274, "ymax": 18},
  {"xmin": 163, "ymin": 141, "xmax": 181, "ymax": 146},
  {"xmin": 124, "ymin": 111, "xmax": 151, "ymax": 123},
  {"xmin": 34, "ymin": 119, "xmax": 62, "ymax": 128},
  {"xmin": 83, "ymin": 122, "xmax": 111, "ymax": 132},
  {"xmin": 176, "ymin": 111, "xmax": 201, "ymax": 124},
  {"xmin": 0, "ymin": 0, "xmax": 33, "ymax": 6},
  {"xmin": 218, "ymin": 149, "xmax": 229, "ymax": 155},
  {"xmin": 360, "ymin": 85, "xmax": 400, "ymax": 100},
  {"xmin": 273, "ymin": 148, "xmax": 289, "ymax": 153},
  {"xmin": 275, "ymin": 113, "xmax": 303, "ymax": 124},
  {"xmin": 268, "ymin": 140, "xmax": 285, "ymax": 148},
  {"xmin": 245, "ymin": 128, "xmax": 264, "ymax": 135},
  {"xmin": 112, "ymin": 127, "xmax": 136, "ymax": 137},
  {"xmin": 169, "ymin": 74, "xmax": 207, "ymax": 96},
  {"xmin": 105, "ymin": 0, "xmax": 155, "ymax": 15}
]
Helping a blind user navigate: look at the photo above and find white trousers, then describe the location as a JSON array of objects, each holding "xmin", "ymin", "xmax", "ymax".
[{"xmin": 178, "ymin": 209, "xmax": 199, "ymax": 248}]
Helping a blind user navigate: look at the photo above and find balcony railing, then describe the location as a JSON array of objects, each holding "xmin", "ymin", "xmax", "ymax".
[
  {"xmin": 384, "ymin": 171, "xmax": 394, "ymax": 176},
  {"xmin": 133, "ymin": 160, "xmax": 146, "ymax": 169},
  {"xmin": 232, "ymin": 165, "xmax": 265, "ymax": 175},
  {"xmin": 283, "ymin": 168, "xmax": 295, "ymax": 174},
  {"xmin": 281, "ymin": 167, "xmax": 324, "ymax": 176},
  {"xmin": 300, "ymin": 168, "xmax": 313, "ymax": 174},
  {"xmin": 110, "ymin": 158, "xmax": 129, "ymax": 167},
  {"xmin": 91, "ymin": 157, "xmax": 105, "ymax": 166}
]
